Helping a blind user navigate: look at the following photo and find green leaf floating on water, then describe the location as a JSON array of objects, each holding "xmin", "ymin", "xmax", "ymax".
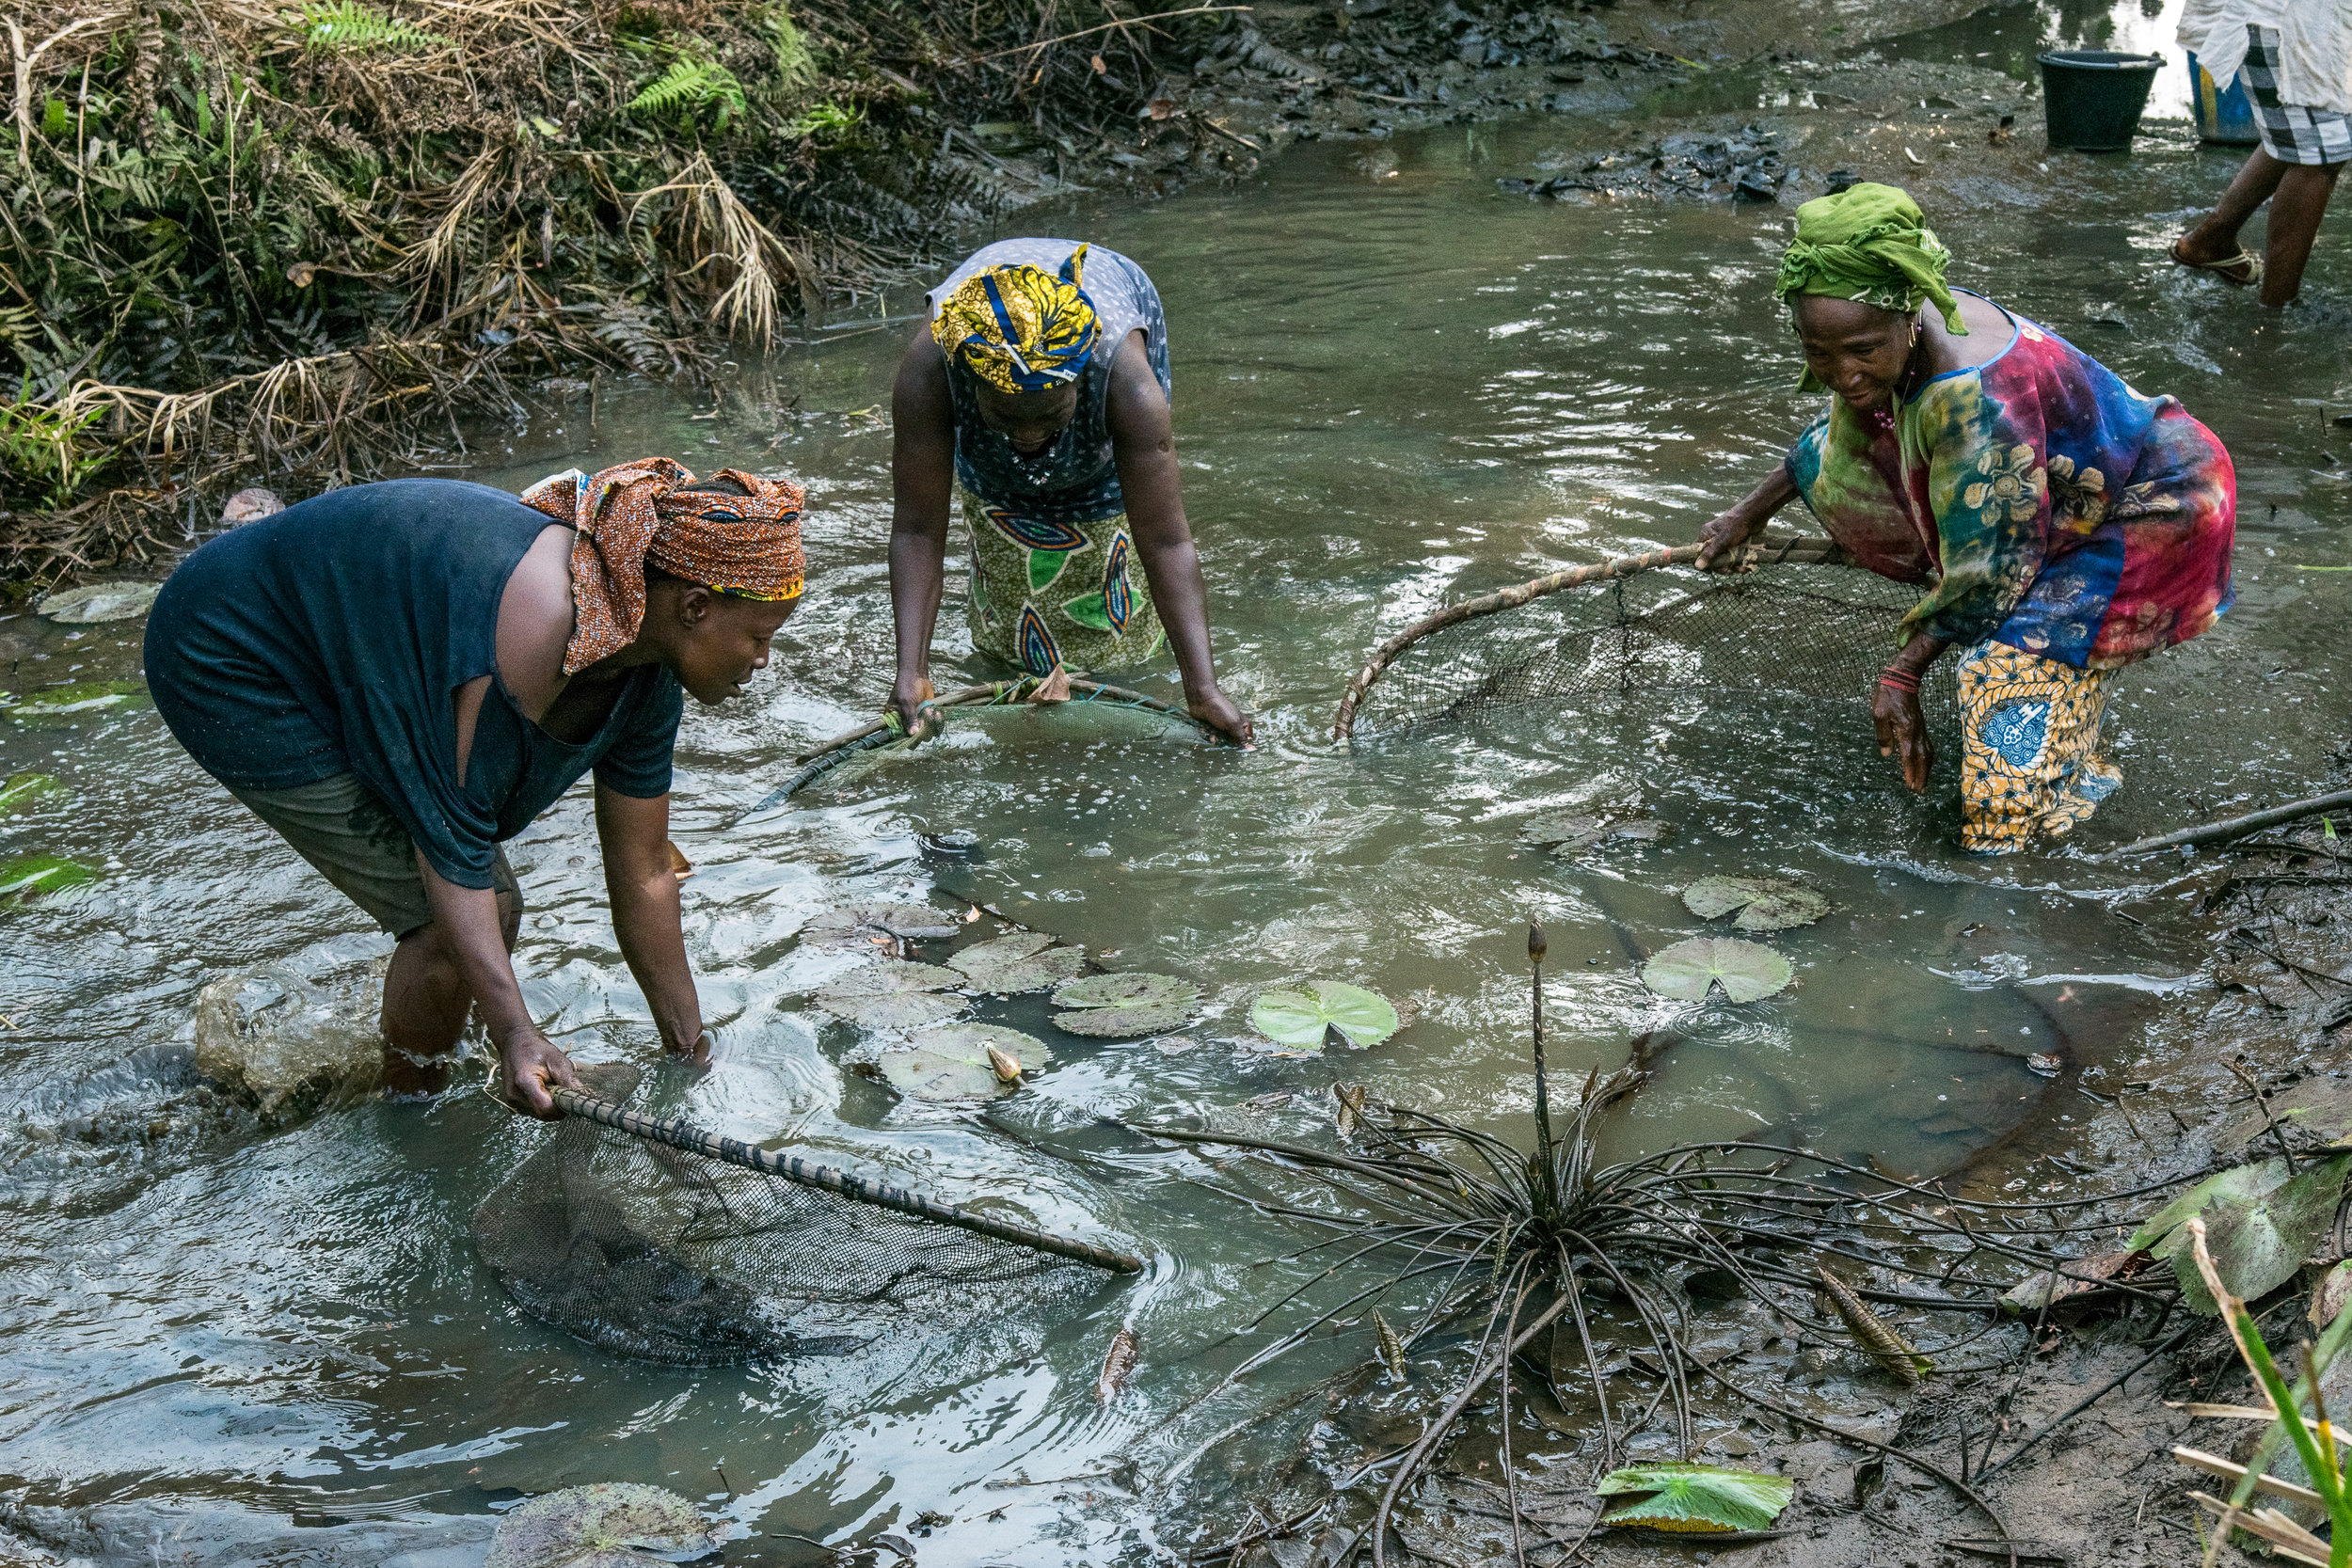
[
  {"xmin": 3, "ymin": 680, "xmax": 151, "ymax": 727},
  {"xmin": 801, "ymin": 902, "xmax": 962, "ymax": 948},
  {"xmin": 2137, "ymin": 1153, "xmax": 2352, "ymax": 1313},
  {"xmin": 812, "ymin": 961, "xmax": 965, "ymax": 1031},
  {"xmin": 0, "ymin": 771, "xmax": 68, "ymax": 811},
  {"xmin": 1596, "ymin": 1462, "xmax": 1794, "ymax": 1534},
  {"xmin": 1250, "ymin": 981, "xmax": 1399, "ymax": 1051},
  {"xmin": 878, "ymin": 1023, "xmax": 1052, "ymax": 1101},
  {"xmin": 1642, "ymin": 938, "xmax": 1792, "ymax": 1003},
  {"xmin": 951, "ymin": 932, "xmax": 1055, "ymax": 973},
  {"xmin": 0, "ymin": 852, "xmax": 98, "ymax": 900},
  {"xmin": 1055, "ymin": 973, "xmax": 1200, "ymax": 1009},
  {"xmin": 482, "ymin": 1481, "xmax": 719, "ymax": 1568},
  {"xmin": 953, "ymin": 932, "xmax": 1089, "ymax": 993},
  {"xmin": 1052, "ymin": 972, "xmax": 1203, "ymax": 1038},
  {"xmin": 1681, "ymin": 874, "xmax": 1831, "ymax": 933}
]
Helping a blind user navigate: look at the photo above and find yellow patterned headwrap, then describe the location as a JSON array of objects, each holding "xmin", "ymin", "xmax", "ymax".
[{"xmin": 931, "ymin": 245, "xmax": 1101, "ymax": 395}]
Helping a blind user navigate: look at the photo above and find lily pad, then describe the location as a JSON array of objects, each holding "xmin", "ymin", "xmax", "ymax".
[
  {"xmin": 948, "ymin": 931, "xmax": 1056, "ymax": 975},
  {"xmin": 1681, "ymin": 874, "xmax": 1832, "ymax": 933},
  {"xmin": 878, "ymin": 1023, "xmax": 1052, "ymax": 1101},
  {"xmin": 483, "ymin": 1482, "xmax": 719, "ymax": 1568},
  {"xmin": 1597, "ymin": 1462, "xmax": 1794, "ymax": 1534},
  {"xmin": 0, "ymin": 852, "xmax": 97, "ymax": 900},
  {"xmin": 813, "ymin": 962, "xmax": 966, "ymax": 1031},
  {"xmin": 1249, "ymin": 981, "xmax": 1399, "ymax": 1051},
  {"xmin": 0, "ymin": 772, "xmax": 67, "ymax": 811},
  {"xmin": 1054, "ymin": 972, "xmax": 1200, "ymax": 1010},
  {"xmin": 958, "ymin": 944, "xmax": 1090, "ymax": 994},
  {"xmin": 1642, "ymin": 938, "xmax": 1793, "ymax": 1004},
  {"xmin": 37, "ymin": 581, "xmax": 161, "ymax": 624},
  {"xmin": 1054, "ymin": 1000, "xmax": 1200, "ymax": 1038},
  {"xmin": 1522, "ymin": 808, "xmax": 1671, "ymax": 853},
  {"xmin": 3, "ymin": 680, "xmax": 151, "ymax": 727},
  {"xmin": 801, "ymin": 902, "xmax": 962, "ymax": 949}
]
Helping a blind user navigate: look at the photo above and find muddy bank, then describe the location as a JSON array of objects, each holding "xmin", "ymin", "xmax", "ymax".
[{"xmin": 0, "ymin": 0, "xmax": 2009, "ymax": 585}]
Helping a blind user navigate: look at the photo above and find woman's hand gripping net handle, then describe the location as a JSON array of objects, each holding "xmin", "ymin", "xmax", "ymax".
[
  {"xmin": 548, "ymin": 1085, "xmax": 1146, "ymax": 1275},
  {"xmin": 1328, "ymin": 534, "xmax": 1847, "ymax": 739}
]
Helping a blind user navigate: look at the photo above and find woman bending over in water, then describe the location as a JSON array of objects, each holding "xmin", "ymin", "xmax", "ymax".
[
  {"xmin": 146, "ymin": 461, "xmax": 806, "ymax": 1112},
  {"xmin": 1698, "ymin": 183, "xmax": 2236, "ymax": 853},
  {"xmin": 885, "ymin": 237, "xmax": 1252, "ymax": 744}
]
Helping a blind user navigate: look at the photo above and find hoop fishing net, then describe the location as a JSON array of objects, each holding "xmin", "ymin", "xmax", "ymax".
[
  {"xmin": 1344, "ymin": 557, "xmax": 1958, "ymax": 739},
  {"xmin": 472, "ymin": 1065, "xmax": 1089, "ymax": 1365}
]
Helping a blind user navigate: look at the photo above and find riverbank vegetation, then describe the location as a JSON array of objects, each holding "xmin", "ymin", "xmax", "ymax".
[{"xmin": 0, "ymin": 0, "xmax": 1230, "ymax": 578}]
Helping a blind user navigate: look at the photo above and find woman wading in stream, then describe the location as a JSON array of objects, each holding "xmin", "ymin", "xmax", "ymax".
[
  {"xmin": 145, "ymin": 461, "xmax": 805, "ymax": 1113},
  {"xmin": 1699, "ymin": 182, "xmax": 2237, "ymax": 854},
  {"xmin": 884, "ymin": 237, "xmax": 1252, "ymax": 744}
]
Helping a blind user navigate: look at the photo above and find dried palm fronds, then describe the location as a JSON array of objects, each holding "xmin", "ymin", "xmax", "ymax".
[{"xmin": 0, "ymin": 0, "xmax": 1237, "ymax": 577}]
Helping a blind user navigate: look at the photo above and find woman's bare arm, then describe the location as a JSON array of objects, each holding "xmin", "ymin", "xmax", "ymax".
[
  {"xmin": 887, "ymin": 328, "xmax": 957, "ymax": 738},
  {"xmin": 1105, "ymin": 335, "xmax": 1251, "ymax": 745},
  {"xmin": 595, "ymin": 784, "xmax": 706, "ymax": 1056}
]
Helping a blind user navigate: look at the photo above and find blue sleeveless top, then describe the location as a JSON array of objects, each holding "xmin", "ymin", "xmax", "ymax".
[
  {"xmin": 927, "ymin": 238, "xmax": 1171, "ymax": 525},
  {"xmin": 146, "ymin": 479, "xmax": 683, "ymax": 890}
]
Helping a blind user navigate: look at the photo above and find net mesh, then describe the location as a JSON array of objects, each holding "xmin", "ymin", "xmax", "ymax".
[
  {"xmin": 1347, "ymin": 560, "xmax": 1959, "ymax": 738},
  {"xmin": 472, "ymin": 1067, "xmax": 1075, "ymax": 1365}
]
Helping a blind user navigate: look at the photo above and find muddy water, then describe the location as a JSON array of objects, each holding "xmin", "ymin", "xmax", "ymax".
[{"xmin": 7, "ymin": 81, "xmax": 2352, "ymax": 1568}]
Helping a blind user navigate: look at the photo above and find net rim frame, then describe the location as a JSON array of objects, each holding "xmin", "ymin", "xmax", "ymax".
[
  {"xmin": 1329, "ymin": 535, "xmax": 1857, "ymax": 741},
  {"xmin": 548, "ymin": 1085, "xmax": 1147, "ymax": 1275}
]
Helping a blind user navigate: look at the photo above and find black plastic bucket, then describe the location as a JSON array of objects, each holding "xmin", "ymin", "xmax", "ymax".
[{"xmin": 2039, "ymin": 50, "xmax": 2164, "ymax": 151}]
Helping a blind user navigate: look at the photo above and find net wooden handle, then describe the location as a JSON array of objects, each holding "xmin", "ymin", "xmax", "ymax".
[{"xmin": 548, "ymin": 1085, "xmax": 1147, "ymax": 1275}]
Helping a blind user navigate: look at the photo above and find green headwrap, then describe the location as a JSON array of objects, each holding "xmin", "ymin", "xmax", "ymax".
[{"xmin": 1773, "ymin": 182, "xmax": 1964, "ymax": 392}]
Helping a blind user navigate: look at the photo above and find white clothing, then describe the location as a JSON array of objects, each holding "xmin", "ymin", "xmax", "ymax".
[{"xmin": 2180, "ymin": 0, "xmax": 2352, "ymax": 115}]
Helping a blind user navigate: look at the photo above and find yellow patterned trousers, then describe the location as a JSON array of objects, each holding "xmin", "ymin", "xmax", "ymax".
[
  {"xmin": 1956, "ymin": 641, "xmax": 2122, "ymax": 855},
  {"xmin": 960, "ymin": 486, "xmax": 1166, "ymax": 675}
]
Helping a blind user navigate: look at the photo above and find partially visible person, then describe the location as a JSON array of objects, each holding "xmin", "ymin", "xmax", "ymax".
[
  {"xmin": 146, "ymin": 462, "xmax": 806, "ymax": 1113},
  {"xmin": 1698, "ymin": 183, "xmax": 2237, "ymax": 853},
  {"xmin": 886, "ymin": 236, "xmax": 1251, "ymax": 745},
  {"xmin": 2171, "ymin": 0, "xmax": 2351, "ymax": 306}
]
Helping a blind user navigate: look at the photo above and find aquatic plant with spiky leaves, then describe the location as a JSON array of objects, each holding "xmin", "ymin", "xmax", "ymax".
[{"xmin": 1136, "ymin": 926, "xmax": 2201, "ymax": 1566}]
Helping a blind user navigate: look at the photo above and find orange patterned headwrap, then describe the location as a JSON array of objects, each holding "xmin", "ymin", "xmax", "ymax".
[{"xmin": 520, "ymin": 458, "xmax": 806, "ymax": 674}]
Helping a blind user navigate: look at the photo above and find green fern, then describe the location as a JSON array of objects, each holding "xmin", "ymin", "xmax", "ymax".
[
  {"xmin": 765, "ymin": 5, "xmax": 814, "ymax": 87},
  {"xmin": 778, "ymin": 100, "xmax": 856, "ymax": 139},
  {"xmin": 291, "ymin": 3, "xmax": 447, "ymax": 54},
  {"xmin": 628, "ymin": 58, "xmax": 747, "ymax": 129}
]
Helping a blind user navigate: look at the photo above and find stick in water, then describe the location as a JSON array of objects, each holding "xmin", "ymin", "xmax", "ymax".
[{"xmin": 2100, "ymin": 787, "xmax": 2352, "ymax": 859}]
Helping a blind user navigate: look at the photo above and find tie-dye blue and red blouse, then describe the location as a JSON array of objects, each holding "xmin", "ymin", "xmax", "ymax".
[{"xmin": 1784, "ymin": 296, "xmax": 2235, "ymax": 668}]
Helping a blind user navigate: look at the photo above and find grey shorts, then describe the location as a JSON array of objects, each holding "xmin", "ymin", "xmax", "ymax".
[{"xmin": 230, "ymin": 772, "xmax": 520, "ymax": 941}]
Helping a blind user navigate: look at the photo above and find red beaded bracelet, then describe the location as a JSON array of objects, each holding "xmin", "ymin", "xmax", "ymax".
[{"xmin": 1877, "ymin": 665, "xmax": 1921, "ymax": 694}]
